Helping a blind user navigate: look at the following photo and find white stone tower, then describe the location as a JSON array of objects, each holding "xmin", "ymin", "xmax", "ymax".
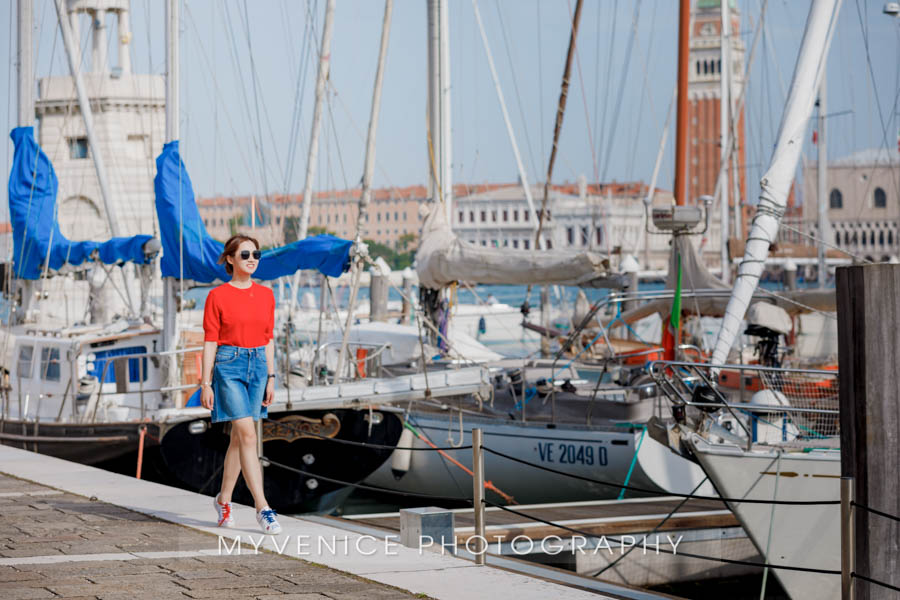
[{"xmin": 36, "ymin": 0, "xmax": 164, "ymax": 240}]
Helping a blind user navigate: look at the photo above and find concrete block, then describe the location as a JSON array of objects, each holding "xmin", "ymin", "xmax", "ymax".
[{"xmin": 399, "ymin": 507, "xmax": 454, "ymax": 550}]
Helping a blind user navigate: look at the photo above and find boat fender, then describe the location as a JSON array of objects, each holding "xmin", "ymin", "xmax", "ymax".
[{"xmin": 391, "ymin": 428, "xmax": 415, "ymax": 480}]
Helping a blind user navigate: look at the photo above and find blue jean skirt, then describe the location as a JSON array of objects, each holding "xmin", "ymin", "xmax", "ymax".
[{"xmin": 211, "ymin": 345, "xmax": 268, "ymax": 423}]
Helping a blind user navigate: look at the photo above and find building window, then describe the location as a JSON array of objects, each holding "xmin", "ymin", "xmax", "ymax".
[
  {"xmin": 385, "ymin": 212, "xmax": 390, "ymax": 222},
  {"xmin": 503, "ymin": 239, "xmax": 509, "ymax": 247},
  {"xmin": 523, "ymin": 239, "xmax": 530, "ymax": 250},
  {"xmin": 829, "ymin": 188, "xmax": 843, "ymax": 209},
  {"xmin": 481, "ymin": 240, "xmax": 487, "ymax": 246},
  {"xmin": 40, "ymin": 347, "xmax": 61, "ymax": 382},
  {"xmin": 567, "ymin": 227, "xmax": 575, "ymax": 246},
  {"xmin": 68, "ymin": 137, "xmax": 89, "ymax": 159},
  {"xmin": 503, "ymin": 210, "xmax": 508, "ymax": 222},
  {"xmin": 596, "ymin": 228, "xmax": 603, "ymax": 246},
  {"xmin": 523, "ymin": 210, "xmax": 529, "ymax": 222},
  {"xmin": 491, "ymin": 211, "xmax": 497, "ymax": 223},
  {"xmin": 581, "ymin": 226, "xmax": 589, "ymax": 246},
  {"xmin": 394, "ymin": 212, "xmax": 399, "ymax": 221},
  {"xmin": 696, "ymin": 61, "xmax": 701, "ymax": 75},
  {"xmin": 545, "ymin": 239, "xmax": 553, "ymax": 250},
  {"xmin": 513, "ymin": 210, "xmax": 519, "ymax": 222},
  {"xmin": 879, "ymin": 231, "xmax": 885, "ymax": 246},
  {"xmin": 276, "ymin": 216, "xmax": 281, "ymax": 225},
  {"xmin": 874, "ymin": 187, "xmax": 887, "ymax": 209},
  {"xmin": 835, "ymin": 232, "xmax": 841, "ymax": 246},
  {"xmin": 480, "ymin": 210, "xmax": 487, "ymax": 223},
  {"xmin": 844, "ymin": 231, "xmax": 850, "ymax": 245},
  {"xmin": 513, "ymin": 239, "xmax": 519, "ymax": 249},
  {"xmin": 459, "ymin": 211, "xmax": 464, "ymax": 223},
  {"xmin": 377, "ymin": 213, "xmax": 382, "ymax": 222},
  {"xmin": 469, "ymin": 211, "xmax": 475, "ymax": 222},
  {"xmin": 871, "ymin": 231, "xmax": 876, "ymax": 245},
  {"xmin": 890, "ymin": 231, "xmax": 895, "ymax": 246},
  {"xmin": 491, "ymin": 239, "xmax": 497, "ymax": 247}
]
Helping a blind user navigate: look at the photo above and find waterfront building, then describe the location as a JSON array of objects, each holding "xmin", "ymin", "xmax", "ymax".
[{"xmin": 801, "ymin": 149, "xmax": 900, "ymax": 262}]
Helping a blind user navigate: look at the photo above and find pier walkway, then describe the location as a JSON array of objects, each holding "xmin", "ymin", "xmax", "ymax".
[{"xmin": 0, "ymin": 445, "xmax": 614, "ymax": 600}]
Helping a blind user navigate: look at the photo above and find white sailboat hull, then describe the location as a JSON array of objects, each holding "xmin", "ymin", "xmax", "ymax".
[
  {"xmin": 687, "ymin": 434, "xmax": 840, "ymax": 600},
  {"xmin": 364, "ymin": 415, "xmax": 714, "ymax": 504}
]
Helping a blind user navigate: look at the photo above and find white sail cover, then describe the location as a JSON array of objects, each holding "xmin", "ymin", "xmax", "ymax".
[
  {"xmin": 415, "ymin": 202, "xmax": 612, "ymax": 288},
  {"xmin": 711, "ymin": 0, "xmax": 841, "ymax": 364}
]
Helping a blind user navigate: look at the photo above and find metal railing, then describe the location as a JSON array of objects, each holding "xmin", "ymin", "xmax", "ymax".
[{"xmin": 647, "ymin": 360, "xmax": 840, "ymax": 444}]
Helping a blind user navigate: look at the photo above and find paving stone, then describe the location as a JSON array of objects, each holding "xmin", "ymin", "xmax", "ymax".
[
  {"xmin": 183, "ymin": 587, "xmax": 283, "ymax": 599},
  {"xmin": 255, "ymin": 595, "xmax": 331, "ymax": 600}
]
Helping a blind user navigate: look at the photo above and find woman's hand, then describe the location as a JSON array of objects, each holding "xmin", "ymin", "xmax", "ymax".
[
  {"xmin": 201, "ymin": 385, "xmax": 214, "ymax": 410},
  {"xmin": 263, "ymin": 377, "xmax": 274, "ymax": 407}
]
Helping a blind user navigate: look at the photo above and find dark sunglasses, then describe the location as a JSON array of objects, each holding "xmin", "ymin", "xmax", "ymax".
[{"xmin": 237, "ymin": 250, "xmax": 262, "ymax": 260}]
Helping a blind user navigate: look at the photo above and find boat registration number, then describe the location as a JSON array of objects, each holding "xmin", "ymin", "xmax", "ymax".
[{"xmin": 536, "ymin": 442, "xmax": 607, "ymax": 466}]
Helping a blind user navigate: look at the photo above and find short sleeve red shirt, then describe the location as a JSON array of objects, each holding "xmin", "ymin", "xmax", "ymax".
[{"xmin": 203, "ymin": 282, "xmax": 275, "ymax": 348}]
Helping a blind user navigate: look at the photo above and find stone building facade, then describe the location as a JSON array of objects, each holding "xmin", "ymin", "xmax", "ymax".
[{"xmin": 802, "ymin": 149, "xmax": 900, "ymax": 262}]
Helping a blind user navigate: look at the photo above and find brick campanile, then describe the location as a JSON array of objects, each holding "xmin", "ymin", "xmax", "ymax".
[{"xmin": 688, "ymin": 0, "xmax": 749, "ymax": 237}]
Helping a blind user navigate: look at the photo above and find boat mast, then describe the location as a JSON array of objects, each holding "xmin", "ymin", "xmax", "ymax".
[
  {"xmin": 534, "ymin": 0, "xmax": 583, "ymax": 250},
  {"xmin": 291, "ymin": 0, "xmax": 335, "ymax": 319},
  {"xmin": 711, "ymin": 0, "xmax": 842, "ymax": 365},
  {"xmin": 17, "ymin": 0, "xmax": 32, "ymax": 128},
  {"xmin": 426, "ymin": 0, "xmax": 452, "ymax": 218},
  {"xmin": 817, "ymin": 73, "xmax": 828, "ymax": 288},
  {"xmin": 161, "ymin": 0, "xmax": 179, "ymax": 400},
  {"xmin": 334, "ymin": 0, "xmax": 393, "ymax": 383},
  {"xmin": 14, "ymin": 0, "xmax": 34, "ymax": 324},
  {"xmin": 719, "ymin": 0, "xmax": 732, "ymax": 282},
  {"xmin": 297, "ymin": 0, "xmax": 335, "ymax": 242},
  {"xmin": 674, "ymin": 0, "xmax": 690, "ymax": 207}
]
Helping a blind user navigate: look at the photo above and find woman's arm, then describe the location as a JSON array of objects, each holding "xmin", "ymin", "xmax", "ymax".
[
  {"xmin": 200, "ymin": 341, "xmax": 217, "ymax": 410},
  {"xmin": 263, "ymin": 338, "xmax": 275, "ymax": 406}
]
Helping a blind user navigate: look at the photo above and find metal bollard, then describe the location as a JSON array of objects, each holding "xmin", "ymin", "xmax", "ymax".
[
  {"xmin": 472, "ymin": 428, "xmax": 486, "ymax": 565},
  {"xmin": 841, "ymin": 476, "xmax": 854, "ymax": 600}
]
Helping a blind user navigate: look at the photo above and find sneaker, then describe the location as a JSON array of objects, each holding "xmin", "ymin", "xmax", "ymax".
[
  {"xmin": 214, "ymin": 493, "xmax": 234, "ymax": 528},
  {"xmin": 256, "ymin": 506, "xmax": 282, "ymax": 535}
]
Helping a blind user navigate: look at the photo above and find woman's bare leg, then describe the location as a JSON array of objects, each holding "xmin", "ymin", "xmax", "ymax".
[
  {"xmin": 230, "ymin": 417, "xmax": 269, "ymax": 511},
  {"xmin": 217, "ymin": 428, "xmax": 242, "ymax": 503}
]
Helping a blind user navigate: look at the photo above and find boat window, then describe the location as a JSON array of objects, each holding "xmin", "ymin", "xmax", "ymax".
[
  {"xmin": 874, "ymin": 187, "xmax": 887, "ymax": 208},
  {"xmin": 17, "ymin": 345, "xmax": 34, "ymax": 379},
  {"xmin": 88, "ymin": 346, "xmax": 149, "ymax": 384},
  {"xmin": 40, "ymin": 347, "xmax": 61, "ymax": 382},
  {"xmin": 68, "ymin": 137, "xmax": 88, "ymax": 159}
]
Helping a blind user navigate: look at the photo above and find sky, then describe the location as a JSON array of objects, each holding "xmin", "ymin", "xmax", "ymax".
[{"xmin": 2, "ymin": 0, "xmax": 899, "ymax": 213}]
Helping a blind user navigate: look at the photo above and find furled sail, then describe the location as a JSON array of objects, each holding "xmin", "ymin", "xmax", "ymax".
[
  {"xmin": 711, "ymin": 0, "xmax": 841, "ymax": 364},
  {"xmin": 153, "ymin": 140, "xmax": 352, "ymax": 283},
  {"xmin": 415, "ymin": 202, "xmax": 613, "ymax": 288},
  {"xmin": 7, "ymin": 127, "xmax": 155, "ymax": 280}
]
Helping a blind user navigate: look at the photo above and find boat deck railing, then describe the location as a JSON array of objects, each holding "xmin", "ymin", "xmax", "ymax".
[{"xmin": 646, "ymin": 360, "xmax": 839, "ymax": 443}]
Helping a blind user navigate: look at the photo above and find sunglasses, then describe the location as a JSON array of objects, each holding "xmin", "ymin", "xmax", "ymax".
[{"xmin": 236, "ymin": 250, "xmax": 262, "ymax": 260}]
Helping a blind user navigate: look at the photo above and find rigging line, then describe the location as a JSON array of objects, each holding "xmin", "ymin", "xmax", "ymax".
[
  {"xmin": 590, "ymin": 0, "xmax": 602, "ymax": 177},
  {"xmin": 182, "ymin": 4, "xmax": 262, "ymax": 195},
  {"xmin": 598, "ymin": 0, "xmax": 642, "ymax": 184},
  {"xmin": 284, "ymin": 0, "xmax": 317, "ymax": 194},
  {"xmin": 494, "ymin": 0, "xmax": 540, "ymax": 180},
  {"xmin": 778, "ymin": 222, "xmax": 873, "ymax": 264},
  {"xmin": 221, "ymin": 0, "xmax": 263, "ymax": 193},
  {"xmin": 325, "ymin": 91, "xmax": 351, "ymax": 195},
  {"xmin": 240, "ymin": 0, "xmax": 278, "ymax": 201},
  {"xmin": 596, "ymin": 0, "xmax": 619, "ymax": 180},
  {"xmin": 754, "ymin": 285, "xmax": 838, "ymax": 320},
  {"xmin": 564, "ymin": 0, "xmax": 599, "ymax": 182}
]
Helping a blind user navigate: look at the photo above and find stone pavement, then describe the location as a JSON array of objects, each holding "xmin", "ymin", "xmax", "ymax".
[
  {"xmin": 0, "ymin": 444, "xmax": 614, "ymax": 600},
  {"xmin": 0, "ymin": 473, "xmax": 417, "ymax": 600}
]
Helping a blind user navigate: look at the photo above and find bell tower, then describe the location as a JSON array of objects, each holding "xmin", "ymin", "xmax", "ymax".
[{"xmin": 688, "ymin": 0, "xmax": 748, "ymax": 236}]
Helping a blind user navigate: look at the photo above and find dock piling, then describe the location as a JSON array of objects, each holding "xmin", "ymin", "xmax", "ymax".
[{"xmin": 472, "ymin": 427, "xmax": 486, "ymax": 565}]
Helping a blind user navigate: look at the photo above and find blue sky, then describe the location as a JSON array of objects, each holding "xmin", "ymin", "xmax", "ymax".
[{"xmin": 3, "ymin": 0, "xmax": 899, "ymax": 210}]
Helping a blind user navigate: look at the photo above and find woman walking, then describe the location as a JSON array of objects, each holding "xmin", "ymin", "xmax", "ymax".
[{"xmin": 201, "ymin": 234, "xmax": 282, "ymax": 534}]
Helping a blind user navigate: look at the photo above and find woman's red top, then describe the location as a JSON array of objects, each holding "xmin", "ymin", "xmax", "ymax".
[{"xmin": 203, "ymin": 282, "xmax": 275, "ymax": 348}]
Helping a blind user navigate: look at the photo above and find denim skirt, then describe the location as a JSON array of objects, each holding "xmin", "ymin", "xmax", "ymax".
[{"xmin": 211, "ymin": 345, "xmax": 268, "ymax": 423}]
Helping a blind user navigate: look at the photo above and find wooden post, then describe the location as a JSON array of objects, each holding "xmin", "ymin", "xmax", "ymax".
[
  {"xmin": 370, "ymin": 272, "xmax": 388, "ymax": 323},
  {"xmin": 837, "ymin": 264, "xmax": 900, "ymax": 600},
  {"xmin": 471, "ymin": 428, "xmax": 485, "ymax": 565}
]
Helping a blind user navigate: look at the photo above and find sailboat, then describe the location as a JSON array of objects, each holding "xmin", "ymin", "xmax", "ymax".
[{"xmin": 647, "ymin": 1, "xmax": 845, "ymax": 599}]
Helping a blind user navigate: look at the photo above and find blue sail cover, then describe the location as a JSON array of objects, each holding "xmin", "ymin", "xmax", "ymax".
[
  {"xmin": 8, "ymin": 127, "xmax": 155, "ymax": 280},
  {"xmin": 154, "ymin": 140, "xmax": 352, "ymax": 283}
]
